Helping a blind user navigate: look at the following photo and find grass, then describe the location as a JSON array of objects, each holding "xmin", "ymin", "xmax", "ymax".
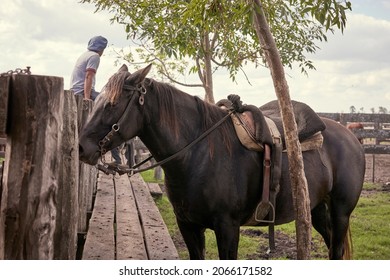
[
  {"xmin": 140, "ymin": 169, "xmax": 164, "ymax": 184},
  {"xmin": 142, "ymin": 169, "xmax": 390, "ymax": 260},
  {"xmin": 350, "ymin": 184, "xmax": 390, "ymax": 259}
]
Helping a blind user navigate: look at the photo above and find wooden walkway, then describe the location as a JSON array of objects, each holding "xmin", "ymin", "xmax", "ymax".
[{"xmin": 82, "ymin": 171, "xmax": 179, "ymax": 260}]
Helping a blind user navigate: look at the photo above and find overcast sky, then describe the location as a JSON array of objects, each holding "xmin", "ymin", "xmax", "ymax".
[{"xmin": 1, "ymin": 0, "xmax": 389, "ymax": 113}]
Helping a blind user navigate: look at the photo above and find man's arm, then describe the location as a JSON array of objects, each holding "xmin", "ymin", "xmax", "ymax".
[{"xmin": 84, "ymin": 69, "xmax": 96, "ymax": 100}]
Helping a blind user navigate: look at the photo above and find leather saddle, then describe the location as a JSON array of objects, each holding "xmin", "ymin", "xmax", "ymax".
[{"xmin": 217, "ymin": 96, "xmax": 326, "ymax": 153}]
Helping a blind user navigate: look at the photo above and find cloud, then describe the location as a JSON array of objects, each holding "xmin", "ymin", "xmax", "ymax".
[
  {"xmin": 0, "ymin": 0, "xmax": 128, "ymax": 90},
  {"xmin": 1, "ymin": 0, "xmax": 389, "ymax": 113},
  {"xmin": 181, "ymin": 10, "xmax": 390, "ymax": 113}
]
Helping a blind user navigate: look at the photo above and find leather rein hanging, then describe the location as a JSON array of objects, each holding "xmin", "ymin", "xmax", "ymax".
[{"xmin": 97, "ymin": 83, "xmax": 234, "ymax": 176}]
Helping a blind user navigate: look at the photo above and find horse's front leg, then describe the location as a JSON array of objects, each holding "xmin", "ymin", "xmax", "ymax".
[
  {"xmin": 177, "ymin": 221, "xmax": 206, "ymax": 260},
  {"xmin": 214, "ymin": 219, "xmax": 240, "ymax": 260}
]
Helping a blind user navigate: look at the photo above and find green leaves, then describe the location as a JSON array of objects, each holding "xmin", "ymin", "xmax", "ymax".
[
  {"xmin": 80, "ymin": 0, "xmax": 352, "ymax": 89},
  {"xmin": 297, "ymin": 0, "xmax": 352, "ymax": 33}
]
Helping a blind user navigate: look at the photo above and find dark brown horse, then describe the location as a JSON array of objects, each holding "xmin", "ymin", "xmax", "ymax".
[{"xmin": 79, "ymin": 65, "xmax": 365, "ymax": 260}]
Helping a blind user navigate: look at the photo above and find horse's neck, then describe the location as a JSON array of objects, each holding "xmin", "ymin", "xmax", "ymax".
[{"xmin": 140, "ymin": 97, "xmax": 200, "ymax": 162}]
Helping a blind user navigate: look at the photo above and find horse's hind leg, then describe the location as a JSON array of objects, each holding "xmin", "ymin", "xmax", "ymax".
[
  {"xmin": 311, "ymin": 201, "xmax": 332, "ymax": 249},
  {"xmin": 329, "ymin": 202, "xmax": 353, "ymax": 260},
  {"xmin": 329, "ymin": 173, "xmax": 362, "ymax": 259},
  {"xmin": 177, "ymin": 221, "xmax": 206, "ymax": 260},
  {"xmin": 312, "ymin": 198, "xmax": 352, "ymax": 259}
]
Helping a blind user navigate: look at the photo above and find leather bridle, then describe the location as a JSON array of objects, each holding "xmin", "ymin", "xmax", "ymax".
[{"xmin": 98, "ymin": 83, "xmax": 146, "ymax": 158}]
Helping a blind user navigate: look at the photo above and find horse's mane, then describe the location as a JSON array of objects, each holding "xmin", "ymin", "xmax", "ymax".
[
  {"xmin": 149, "ymin": 79, "xmax": 180, "ymax": 138},
  {"xmin": 101, "ymin": 71, "xmax": 132, "ymax": 104},
  {"xmin": 150, "ymin": 79, "xmax": 232, "ymax": 155}
]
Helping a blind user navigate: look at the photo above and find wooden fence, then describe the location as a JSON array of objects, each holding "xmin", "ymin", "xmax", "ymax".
[
  {"xmin": 318, "ymin": 112, "xmax": 390, "ymax": 183},
  {"xmin": 318, "ymin": 112, "xmax": 390, "ymax": 154},
  {"xmin": 0, "ymin": 73, "xmax": 98, "ymax": 259},
  {"xmin": 0, "ymin": 73, "xmax": 177, "ymax": 260}
]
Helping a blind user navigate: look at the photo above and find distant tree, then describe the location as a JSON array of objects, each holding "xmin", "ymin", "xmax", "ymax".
[
  {"xmin": 378, "ymin": 106, "xmax": 388, "ymax": 114},
  {"xmin": 350, "ymin": 106, "xmax": 356, "ymax": 113},
  {"xmin": 370, "ymin": 107, "xmax": 375, "ymax": 114}
]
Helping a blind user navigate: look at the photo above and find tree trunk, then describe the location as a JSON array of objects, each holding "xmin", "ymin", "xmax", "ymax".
[
  {"xmin": 202, "ymin": 32, "xmax": 215, "ymax": 104},
  {"xmin": 252, "ymin": 0, "xmax": 312, "ymax": 259}
]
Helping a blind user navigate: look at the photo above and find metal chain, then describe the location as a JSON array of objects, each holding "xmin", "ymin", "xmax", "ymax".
[{"xmin": 0, "ymin": 67, "xmax": 31, "ymax": 77}]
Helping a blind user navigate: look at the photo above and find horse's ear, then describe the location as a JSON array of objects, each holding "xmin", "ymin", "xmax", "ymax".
[
  {"xmin": 118, "ymin": 64, "xmax": 128, "ymax": 72},
  {"xmin": 126, "ymin": 64, "xmax": 152, "ymax": 83}
]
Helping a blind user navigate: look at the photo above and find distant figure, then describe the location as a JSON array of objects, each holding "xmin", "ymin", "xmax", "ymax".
[{"xmin": 347, "ymin": 122, "xmax": 364, "ymax": 144}]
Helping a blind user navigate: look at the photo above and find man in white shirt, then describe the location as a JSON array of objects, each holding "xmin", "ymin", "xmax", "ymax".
[{"xmin": 70, "ymin": 36, "xmax": 108, "ymax": 100}]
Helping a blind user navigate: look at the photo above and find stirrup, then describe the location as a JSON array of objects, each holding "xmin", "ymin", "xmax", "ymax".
[{"xmin": 254, "ymin": 201, "xmax": 275, "ymax": 224}]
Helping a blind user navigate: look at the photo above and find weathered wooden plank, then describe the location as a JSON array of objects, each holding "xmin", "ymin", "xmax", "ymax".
[
  {"xmin": 318, "ymin": 112, "xmax": 390, "ymax": 124},
  {"xmin": 115, "ymin": 174, "xmax": 147, "ymax": 260},
  {"xmin": 130, "ymin": 174, "xmax": 179, "ymax": 260},
  {"xmin": 75, "ymin": 95, "xmax": 95, "ymax": 233},
  {"xmin": 78, "ymin": 163, "xmax": 89, "ymax": 233},
  {"xmin": 355, "ymin": 129, "xmax": 390, "ymax": 139},
  {"xmin": 0, "ymin": 74, "xmax": 64, "ymax": 259},
  {"xmin": 0, "ymin": 76, "xmax": 10, "ymax": 138},
  {"xmin": 363, "ymin": 145, "xmax": 390, "ymax": 154},
  {"xmin": 53, "ymin": 90, "xmax": 79, "ymax": 260},
  {"xmin": 82, "ymin": 172, "xmax": 115, "ymax": 260},
  {"xmin": 317, "ymin": 113, "xmax": 340, "ymax": 122},
  {"xmin": 340, "ymin": 113, "xmax": 390, "ymax": 124},
  {"xmin": 147, "ymin": 182, "xmax": 163, "ymax": 198}
]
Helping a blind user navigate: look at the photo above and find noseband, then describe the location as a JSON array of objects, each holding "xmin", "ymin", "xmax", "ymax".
[{"xmin": 98, "ymin": 83, "xmax": 146, "ymax": 157}]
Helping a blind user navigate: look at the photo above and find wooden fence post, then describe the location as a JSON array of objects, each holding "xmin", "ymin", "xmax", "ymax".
[
  {"xmin": 75, "ymin": 95, "xmax": 97, "ymax": 236},
  {"xmin": 53, "ymin": 90, "xmax": 79, "ymax": 259},
  {"xmin": 0, "ymin": 75, "xmax": 10, "ymax": 259},
  {"xmin": 0, "ymin": 74, "xmax": 64, "ymax": 259},
  {"xmin": 0, "ymin": 76, "xmax": 10, "ymax": 138}
]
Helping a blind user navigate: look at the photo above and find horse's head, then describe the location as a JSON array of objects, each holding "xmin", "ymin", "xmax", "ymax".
[{"xmin": 79, "ymin": 64, "xmax": 152, "ymax": 165}]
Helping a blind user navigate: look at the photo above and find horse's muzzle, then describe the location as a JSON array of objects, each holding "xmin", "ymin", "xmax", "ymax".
[{"xmin": 79, "ymin": 143, "xmax": 100, "ymax": 165}]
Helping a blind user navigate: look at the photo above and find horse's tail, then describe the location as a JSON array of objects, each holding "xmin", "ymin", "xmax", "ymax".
[{"xmin": 342, "ymin": 224, "xmax": 353, "ymax": 260}]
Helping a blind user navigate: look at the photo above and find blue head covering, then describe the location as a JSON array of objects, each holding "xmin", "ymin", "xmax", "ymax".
[{"xmin": 87, "ymin": 36, "xmax": 108, "ymax": 52}]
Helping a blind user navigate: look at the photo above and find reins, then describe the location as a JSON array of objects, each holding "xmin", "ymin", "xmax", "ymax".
[{"xmin": 97, "ymin": 83, "xmax": 235, "ymax": 176}]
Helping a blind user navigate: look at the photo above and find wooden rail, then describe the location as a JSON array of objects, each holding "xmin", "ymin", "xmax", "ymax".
[
  {"xmin": 82, "ymin": 172, "xmax": 177, "ymax": 260},
  {"xmin": 318, "ymin": 112, "xmax": 390, "ymax": 155}
]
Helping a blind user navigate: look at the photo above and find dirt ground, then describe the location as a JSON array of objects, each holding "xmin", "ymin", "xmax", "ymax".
[{"xmin": 364, "ymin": 154, "xmax": 390, "ymax": 184}]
